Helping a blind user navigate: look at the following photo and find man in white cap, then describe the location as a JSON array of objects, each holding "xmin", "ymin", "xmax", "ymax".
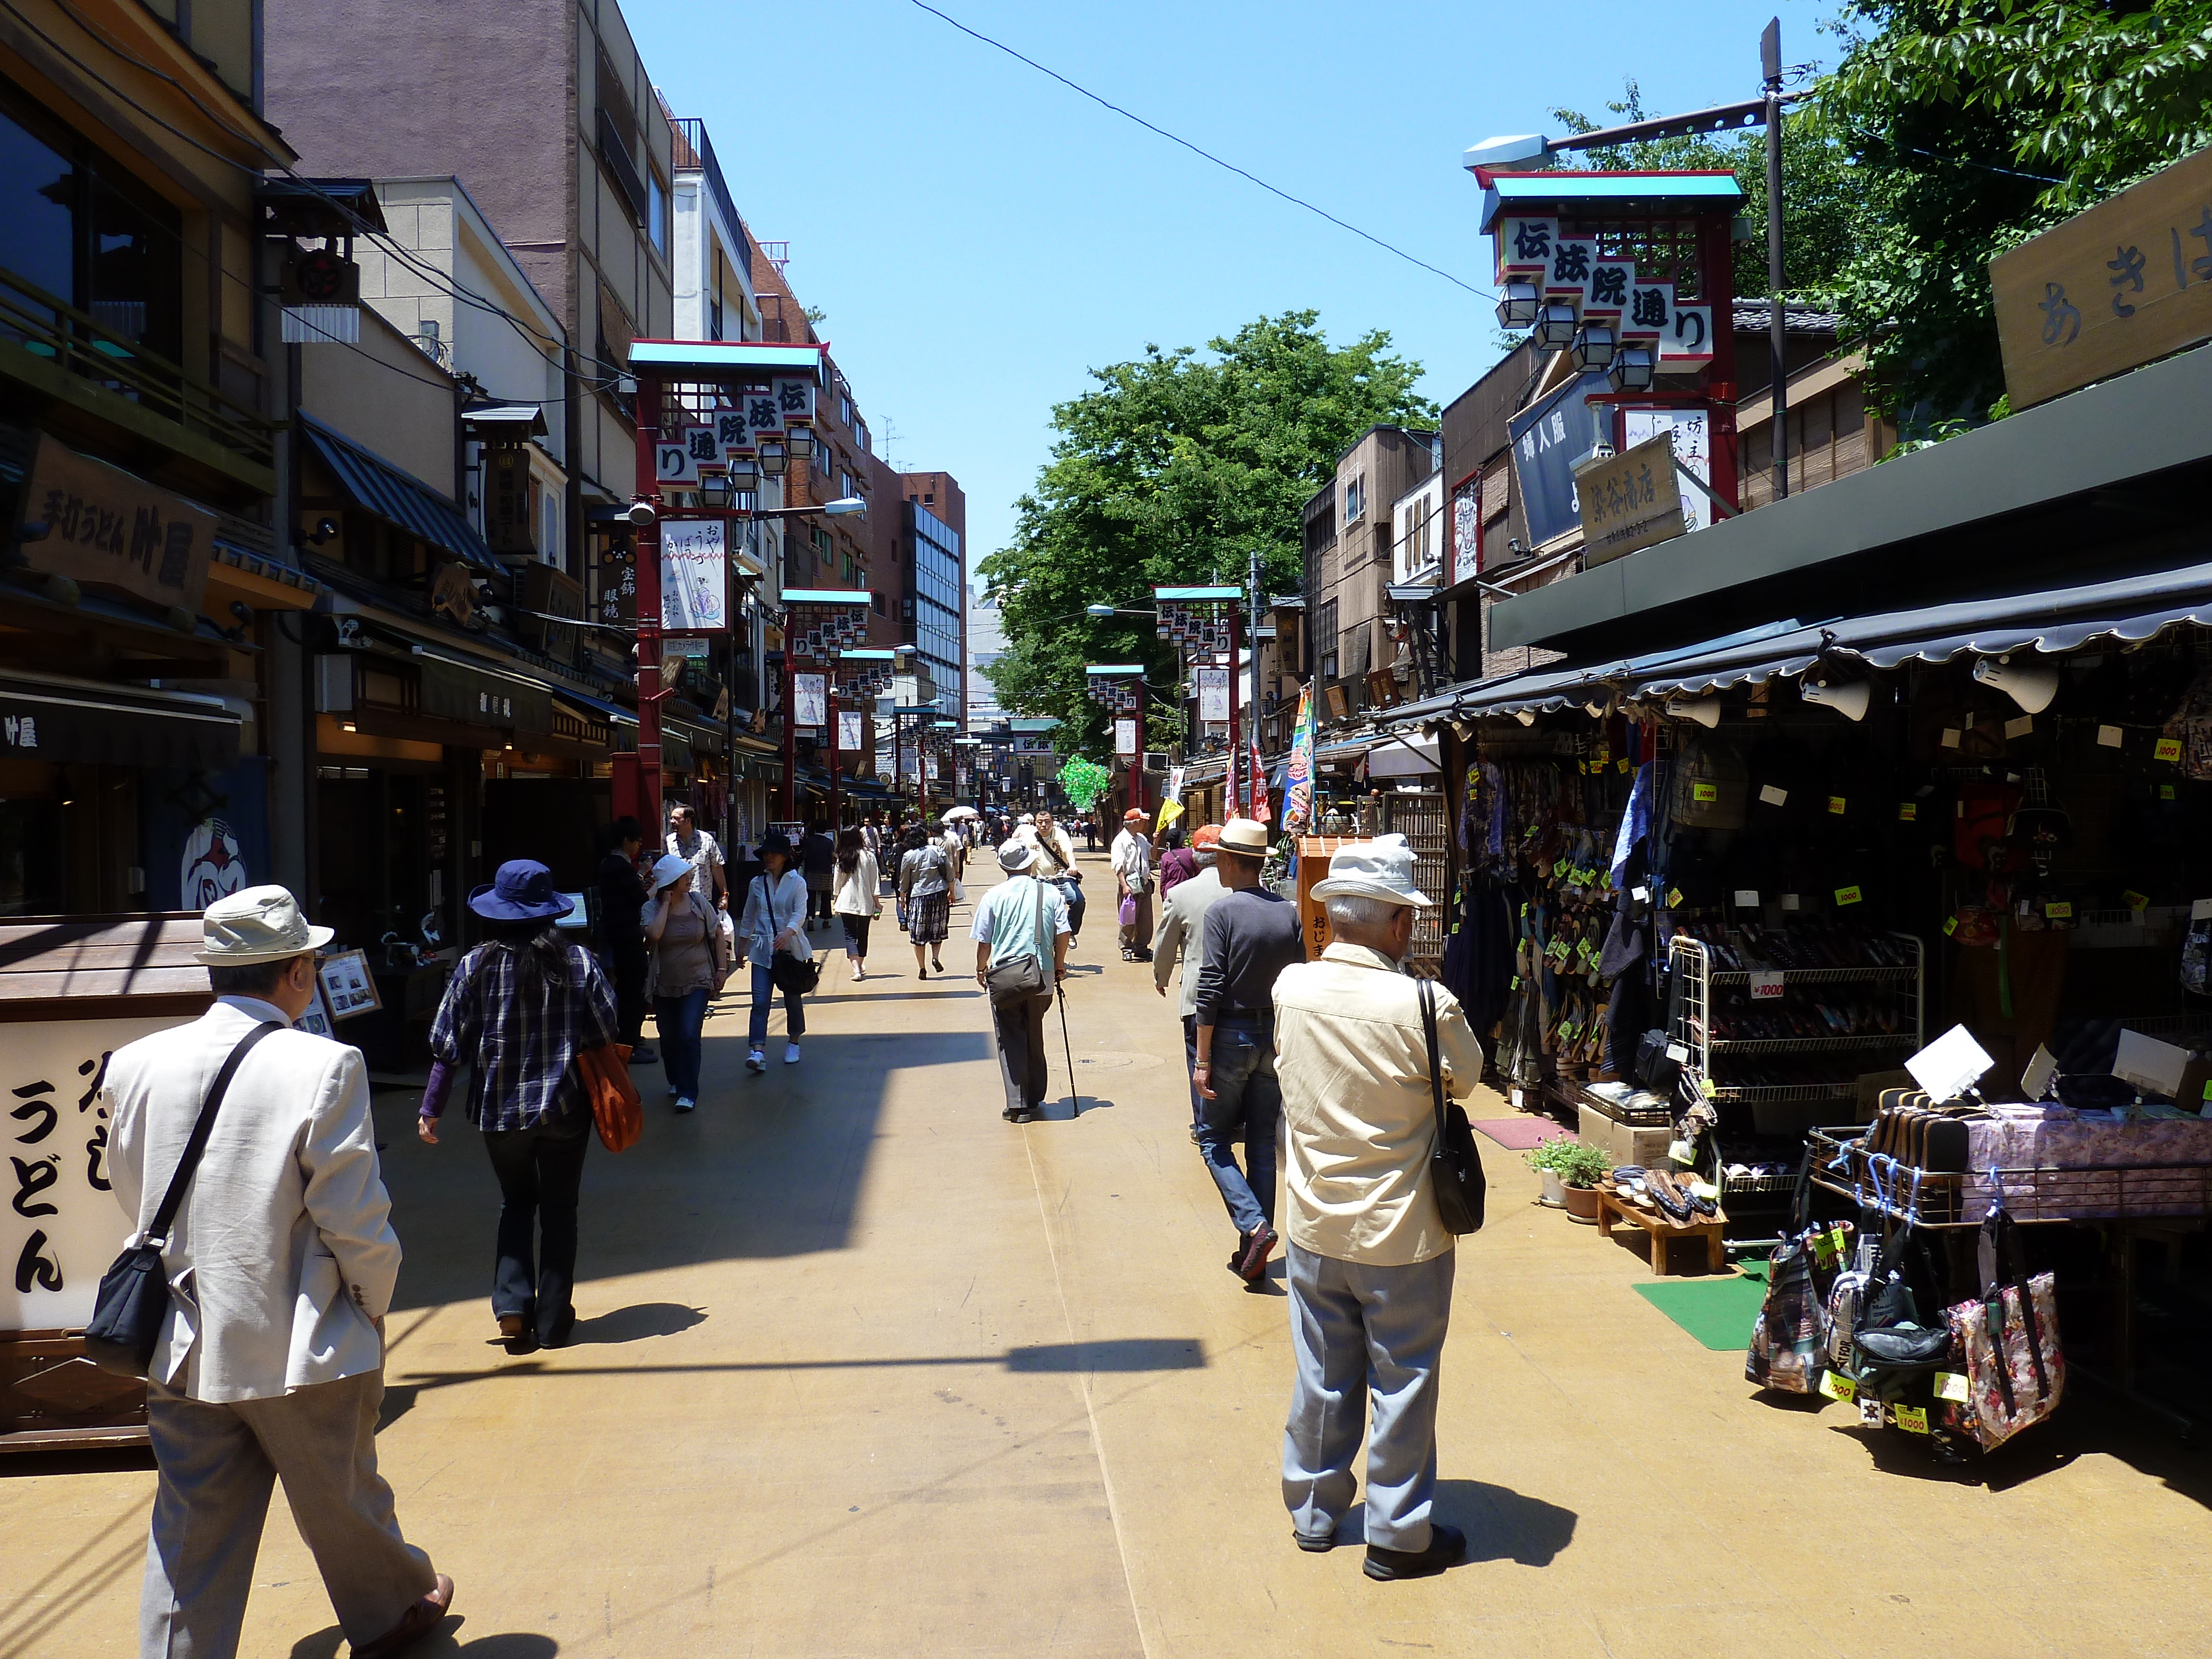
[
  {"xmin": 970, "ymin": 837, "xmax": 1072, "ymax": 1122},
  {"xmin": 102, "ymin": 885, "xmax": 452, "ymax": 1658},
  {"xmin": 1271, "ymin": 836, "xmax": 1481, "ymax": 1582}
]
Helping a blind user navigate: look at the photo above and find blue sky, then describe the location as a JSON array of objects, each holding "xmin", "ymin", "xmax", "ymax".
[{"xmin": 633, "ymin": 0, "xmax": 1833, "ymax": 591}]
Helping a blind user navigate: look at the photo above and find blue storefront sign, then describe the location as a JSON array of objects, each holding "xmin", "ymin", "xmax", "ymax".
[{"xmin": 1507, "ymin": 369, "xmax": 1611, "ymax": 550}]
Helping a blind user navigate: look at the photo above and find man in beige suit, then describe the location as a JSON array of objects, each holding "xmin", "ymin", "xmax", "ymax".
[{"xmin": 105, "ymin": 886, "xmax": 452, "ymax": 1659}]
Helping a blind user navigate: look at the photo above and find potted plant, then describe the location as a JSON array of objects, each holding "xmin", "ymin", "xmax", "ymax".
[
  {"xmin": 1524, "ymin": 1138, "xmax": 1578, "ymax": 1207},
  {"xmin": 1553, "ymin": 1142, "xmax": 1613, "ymax": 1223}
]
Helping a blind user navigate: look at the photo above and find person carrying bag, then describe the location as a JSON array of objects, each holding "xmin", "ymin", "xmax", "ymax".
[
  {"xmin": 740, "ymin": 831, "xmax": 813, "ymax": 1071},
  {"xmin": 972, "ymin": 837, "xmax": 1071, "ymax": 1123}
]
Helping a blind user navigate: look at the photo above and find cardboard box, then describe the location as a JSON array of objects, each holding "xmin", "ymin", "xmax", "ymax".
[{"xmin": 1578, "ymin": 1103, "xmax": 1675, "ymax": 1170}]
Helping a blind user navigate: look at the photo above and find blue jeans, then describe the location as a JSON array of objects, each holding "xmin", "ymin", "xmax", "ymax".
[
  {"xmin": 1197, "ymin": 1019, "xmax": 1279, "ymax": 1238},
  {"xmin": 654, "ymin": 987, "xmax": 709, "ymax": 1098},
  {"xmin": 1182, "ymin": 1014, "xmax": 1203, "ymax": 1130},
  {"xmin": 748, "ymin": 962, "xmax": 807, "ymax": 1047}
]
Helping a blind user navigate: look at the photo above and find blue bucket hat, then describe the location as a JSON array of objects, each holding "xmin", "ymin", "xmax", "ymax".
[{"xmin": 468, "ymin": 859, "xmax": 575, "ymax": 921}]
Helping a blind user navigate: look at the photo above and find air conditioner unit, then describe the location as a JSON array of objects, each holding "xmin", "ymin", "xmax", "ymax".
[{"xmin": 1143, "ymin": 751, "xmax": 1169, "ymax": 771}]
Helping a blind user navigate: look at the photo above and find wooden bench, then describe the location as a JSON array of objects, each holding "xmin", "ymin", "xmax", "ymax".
[{"xmin": 1594, "ymin": 1187, "xmax": 1727, "ymax": 1275}]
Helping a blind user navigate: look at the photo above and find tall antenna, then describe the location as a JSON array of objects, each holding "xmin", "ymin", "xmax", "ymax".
[{"xmin": 880, "ymin": 416, "xmax": 899, "ymax": 469}]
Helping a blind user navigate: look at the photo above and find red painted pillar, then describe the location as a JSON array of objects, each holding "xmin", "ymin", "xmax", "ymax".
[
  {"xmin": 1226, "ymin": 607, "xmax": 1243, "ymax": 819},
  {"xmin": 633, "ymin": 373, "xmax": 665, "ymax": 836}
]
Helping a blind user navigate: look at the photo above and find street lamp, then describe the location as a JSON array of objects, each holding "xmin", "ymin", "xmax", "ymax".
[
  {"xmin": 784, "ymin": 427, "xmax": 816, "ymax": 461},
  {"xmin": 1086, "ymin": 603, "xmax": 1154, "ymax": 619},
  {"xmin": 1569, "ymin": 322, "xmax": 1616, "ymax": 372},
  {"xmin": 1495, "ymin": 279, "xmax": 1540, "ymax": 330},
  {"xmin": 1608, "ymin": 346, "xmax": 1656, "ymax": 393},
  {"xmin": 822, "ymin": 497, "xmax": 866, "ymax": 517},
  {"xmin": 759, "ymin": 440, "xmax": 788, "ymax": 477},
  {"xmin": 1533, "ymin": 301, "xmax": 1579, "ymax": 351}
]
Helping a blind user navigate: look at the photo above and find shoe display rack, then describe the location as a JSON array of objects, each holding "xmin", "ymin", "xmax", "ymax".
[{"xmin": 1669, "ymin": 927, "xmax": 1925, "ymax": 1206}]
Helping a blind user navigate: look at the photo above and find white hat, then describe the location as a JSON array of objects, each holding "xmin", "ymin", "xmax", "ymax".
[
  {"xmin": 1308, "ymin": 834, "xmax": 1433, "ymax": 909},
  {"xmin": 1019, "ymin": 813, "xmax": 1035, "ymax": 825},
  {"xmin": 194, "ymin": 884, "xmax": 335, "ymax": 964},
  {"xmin": 1216, "ymin": 817, "xmax": 1270, "ymax": 857},
  {"xmin": 648, "ymin": 853, "xmax": 693, "ymax": 893},
  {"xmin": 997, "ymin": 838, "xmax": 1039, "ymax": 873}
]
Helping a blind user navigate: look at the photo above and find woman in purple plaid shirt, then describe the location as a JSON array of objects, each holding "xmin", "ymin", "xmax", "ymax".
[{"xmin": 419, "ymin": 860, "xmax": 618, "ymax": 1353}]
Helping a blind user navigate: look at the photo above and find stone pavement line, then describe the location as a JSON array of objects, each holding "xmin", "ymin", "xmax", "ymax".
[{"xmin": 1019, "ymin": 1110, "xmax": 1159, "ymax": 1659}]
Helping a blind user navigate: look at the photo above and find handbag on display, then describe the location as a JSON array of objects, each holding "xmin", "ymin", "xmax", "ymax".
[
  {"xmin": 1851, "ymin": 1228, "xmax": 1954, "ymax": 1400},
  {"xmin": 84, "ymin": 1022, "xmax": 283, "ymax": 1377},
  {"xmin": 1745, "ymin": 1161, "xmax": 1850, "ymax": 1394},
  {"xmin": 1941, "ymin": 1203, "xmax": 2064, "ymax": 1449},
  {"xmin": 1417, "ymin": 980, "xmax": 1486, "ymax": 1234},
  {"xmin": 986, "ymin": 879, "xmax": 1053, "ymax": 1007}
]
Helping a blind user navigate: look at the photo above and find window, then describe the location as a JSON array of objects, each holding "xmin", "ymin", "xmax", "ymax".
[
  {"xmin": 1316, "ymin": 597, "xmax": 1339, "ymax": 684},
  {"xmin": 1343, "ymin": 474, "xmax": 1366, "ymax": 524},
  {"xmin": 648, "ymin": 172, "xmax": 669, "ymax": 259},
  {"xmin": 813, "ymin": 441, "xmax": 830, "ymax": 479}
]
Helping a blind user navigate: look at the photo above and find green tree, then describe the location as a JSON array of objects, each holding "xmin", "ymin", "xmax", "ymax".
[
  {"xmin": 980, "ymin": 311, "xmax": 1433, "ymax": 760},
  {"xmin": 1056, "ymin": 757, "xmax": 1110, "ymax": 814},
  {"xmin": 1817, "ymin": 0, "xmax": 2212, "ymax": 427}
]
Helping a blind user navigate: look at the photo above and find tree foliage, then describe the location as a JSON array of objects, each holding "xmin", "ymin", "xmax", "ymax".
[
  {"xmin": 980, "ymin": 312, "xmax": 1433, "ymax": 760},
  {"xmin": 1055, "ymin": 756, "xmax": 1110, "ymax": 813},
  {"xmin": 1818, "ymin": 0, "xmax": 2212, "ymax": 426}
]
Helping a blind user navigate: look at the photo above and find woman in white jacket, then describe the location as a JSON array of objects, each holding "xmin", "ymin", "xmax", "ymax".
[
  {"xmin": 737, "ymin": 830, "xmax": 811, "ymax": 1071},
  {"xmin": 832, "ymin": 827, "xmax": 881, "ymax": 980}
]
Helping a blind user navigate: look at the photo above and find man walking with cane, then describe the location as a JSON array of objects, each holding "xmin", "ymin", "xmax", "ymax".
[
  {"xmin": 972, "ymin": 837, "xmax": 1071, "ymax": 1122},
  {"xmin": 103, "ymin": 886, "xmax": 452, "ymax": 1657},
  {"xmin": 1273, "ymin": 836, "xmax": 1482, "ymax": 1580}
]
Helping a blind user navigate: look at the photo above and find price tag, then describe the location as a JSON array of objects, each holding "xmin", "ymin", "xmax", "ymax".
[
  {"xmin": 1828, "ymin": 796, "xmax": 1848, "ymax": 815},
  {"xmin": 1700, "ymin": 1077, "xmax": 1718, "ymax": 1099},
  {"xmin": 1509, "ymin": 975, "xmax": 1521, "ymax": 991},
  {"xmin": 2162, "ymin": 784, "xmax": 2177, "ymax": 800},
  {"xmin": 1667, "ymin": 888, "xmax": 1683, "ymax": 908},
  {"xmin": 1818, "ymin": 1370, "xmax": 1858, "ymax": 1404},
  {"xmin": 1558, "ymin": 1019, "xmax": 1579, "ymax": 1041},
  {"xmin": 1548, "ymin": 938, "xmax": 1570, "ymax": 963},
  {"xmin": 1666, "ymin": 1042, "xmax": 1691, "ymax": 1064},
  {"xmin": 1860, "ymin": 1396, "xmax": 1888, "ymax": 1427},
  {"xmin": 1521, "ymin": 902, "xmax": 1529, "ymax": 920},
  {"xmin": 2124, "ymin": 890, "xmax": 2150, "ymax": 912},
  {"xmin": 1944, "ymin": 915, "xmax": 1958, "ymax": 935},
  {"xmin": 2098, "ymin": 724, "xmax": 2124, "ymax": 748},
  {"xmin": 1780, "ymin": 893, "xmax": 1801, "ymax": 912},
  {"xmin": 2004, "ymin": 714, "xmax": 2034, "ymax": 739},
  {"xmin": 1692, "ymin": 782, "xmax": 1718, "ymax": 803},
  {"xmin": 1934, "ymin": 1371, "xmax": 1970, "ymax": 1404},
  {"xmin": 1893, "ymin": 1404, "xmax": 1930, "ymax": 1434},
  {"xmin": 2157, "ymin": 737, "xmax": 2183, "ymax": 763},
  {"xmin": 1631, "ymin": 886, "xmax": 1650, "ymax": 902},
  {"xmin": 1940, "ymin": 728, "xmax": 1962, "ymax": 748},
  {"xmin": 1758, "ymin": 784, "xmax": 1788, "ymax": 806},
  {"xmin": 1617, "ymin": 758, "xmax": 1631, "ymax": 773},
  {"xmin": 1836, "ymin": 885, "xmax": 1864, "ymax": 906},
  {"xmin": 2044, "ymin": 900, "xmax": 2073, "ymax": 920},
  {"xmin": 1749, "ymin": 971, "xmax": 1786, "ymax": 1000},
  {"xmin": 1897, "ymin": 802, "xmax": 1918, "ymax": 822},
  {"xmin": 1734, "ymin": 889, "xmax": 1760, "ymax": 907},
  {"xmin": 2194, "ymin": 898, "xmax": 2212, "ymax": 921},
  {"xmin": 1577, "ymin": 938, "xmax": 1597, "ymax": 964}
]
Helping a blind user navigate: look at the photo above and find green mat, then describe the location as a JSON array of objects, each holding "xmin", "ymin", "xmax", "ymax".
[{"xmin": 1631, "ymin": 1262, "xmax": 1768, "ymax": 1352}]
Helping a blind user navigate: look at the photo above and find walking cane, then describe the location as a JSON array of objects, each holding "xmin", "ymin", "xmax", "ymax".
[{"xmin": 1057, "ymin": 977, "xmax": 1081, "ymax": 1115}]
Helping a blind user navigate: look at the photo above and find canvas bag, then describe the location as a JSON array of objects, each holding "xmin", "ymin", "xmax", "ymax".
[
  {"xmin": 1668, "ymin": 735, "xmax": 1749, "ymax": 831},
  {"xmin": 1940, "ymin": 1203, "xmax": 2064, "ymax": 1449},
  {"xmin": 1745, "ymin": 1162, "xmax": 1847, "ymax": 1394}
]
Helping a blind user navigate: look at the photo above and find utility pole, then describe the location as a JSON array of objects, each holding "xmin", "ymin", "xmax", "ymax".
[{"xmin": 1762, "ymin": 15, "xmax": 1788, "ymax": 500}]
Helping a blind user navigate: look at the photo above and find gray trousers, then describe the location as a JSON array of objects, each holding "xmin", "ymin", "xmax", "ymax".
[
  {"xmin": 142, "ymin": 1366, "xmax": 435, "ymax": 1658},
  {"xmin": 1282, "ymin": 1243, "xmax": 1454, "ymax": 1552},
  {"xmin": 992, "ymin": 988, "xmax": 1054, "ymax": 1113}
]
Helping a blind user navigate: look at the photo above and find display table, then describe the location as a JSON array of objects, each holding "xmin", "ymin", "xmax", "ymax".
[{"xmin": 1595, "ymin": 1188, "xmax": 1728, "ymax": 1275}]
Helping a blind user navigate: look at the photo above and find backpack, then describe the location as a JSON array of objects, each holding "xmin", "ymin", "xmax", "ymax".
[{"xmin": 1669, "ymin": 736, "xmax": 1749, "ymax": 831}]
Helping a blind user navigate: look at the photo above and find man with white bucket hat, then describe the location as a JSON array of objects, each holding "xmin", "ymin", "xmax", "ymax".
[
  {"xmin": 102, "ymin": 885, "xmax": 451, "ymax": 1658},
  {"xmin": 1271, "ymin": 836, "xmax": 1482, "ymax": 1582}
]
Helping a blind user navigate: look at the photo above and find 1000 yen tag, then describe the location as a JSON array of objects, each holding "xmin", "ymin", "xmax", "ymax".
[
  {"xmin": 1934, "ymin": 1371, "xmax": 1969, "ymax": 1403},
  {"xmin": 1818, "ymin": 1370, "xmax": 1857, "ymax": 1403},
  {"xmin": 2156, "ymin": 737, "xmax": 2183, "ymax": 763},
  {"xmin": 1750, "ymin": 971, "xmax": 1785, "ymax": 1000},
  {"xmin": 1893, "ymin": 1405, "xmax": 1931, "ymax": 1434}
]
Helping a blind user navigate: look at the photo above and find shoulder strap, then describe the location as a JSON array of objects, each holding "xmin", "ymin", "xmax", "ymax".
[
  {"xmin": 1034, "ymin": 875, "xmax": 1050, "ymax": 964},
  {"xmin": 147, "ymin": 1020, "xmax": 283, "ymax": 1248},
  {"xmin": 1418, "ymin": 980, "xmax": 1446, "ymax": 1144}
]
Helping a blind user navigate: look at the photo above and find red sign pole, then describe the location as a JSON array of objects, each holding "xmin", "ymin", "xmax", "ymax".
[
  {"xmin": 779, "ymin": 623, "xmax": 797, "ymax": 825},
  {"xmin": 633, "ymin": 373, "xmax": 665, "ymax": 837},
  {"xmin": 1226, "ymin": 607, "xmax": 1243, "ymax": 819}
]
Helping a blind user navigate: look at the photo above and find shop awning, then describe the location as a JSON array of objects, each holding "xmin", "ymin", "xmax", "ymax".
[
  {"xmin": 300, "ymin": 414, "xmax": 498, "ymax": 569},
  {"xmin": 553, "ymin": 688, "xmax": 639, "ymax": 729},
  {"xmin": 0, "ymin": 672, "xmax": 241, "ymax": 770},
  {"xmin": 1387, "ymin": 557, "xmax": 2212, "ymax": 726},
  {"xmin": 1368, "ymin": 732, "xmax": 1441, "ymax": 778}
]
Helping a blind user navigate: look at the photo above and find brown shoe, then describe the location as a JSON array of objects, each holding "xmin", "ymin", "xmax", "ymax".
[
  {"xmin": 1236, "ymin": 1226, "xmax": 1279, "ymax": 1282},
  {"xmin": 353, "ymin": 1574, "xmax": 453, "ymax": 1659}
]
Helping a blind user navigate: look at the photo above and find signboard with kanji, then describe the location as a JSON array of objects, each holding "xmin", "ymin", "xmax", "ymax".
[
  {"xmin": 1572, "ymin": 433, "xmax": 1684, "ymax": 567},
  {"xmin": 22, "ymin": 436, "xmax": 214, "ymax": 613},
  {"xmin": 659, "ymin": 517, "xmax": 728, "ymax": 633},
  {"xmin": 1992, "ymin": 144, "xmax": 2212, "ymax": 409}
]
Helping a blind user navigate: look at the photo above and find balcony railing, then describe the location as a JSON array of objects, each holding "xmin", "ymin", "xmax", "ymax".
[
  {"xmin": 0, "ymin": 270, "xmax": 274, "ymax": 484},
  {"xmin": 669, "ymin": 118, "xmax": 753, "ymax": 285}
]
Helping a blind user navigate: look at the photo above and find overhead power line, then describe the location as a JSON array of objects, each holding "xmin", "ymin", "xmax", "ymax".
[{"xmin": 906, "ymin": 1, "xmax": 1495, "ymax": 301}]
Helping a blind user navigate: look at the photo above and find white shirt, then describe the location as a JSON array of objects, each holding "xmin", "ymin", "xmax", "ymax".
[
  {"xmin": 1020, "ymin": 822, "xmax": 1079, "ymax": 877},
  {"xmin": 1110, "ymin": 829, "xmax": 1152, "ymax": 888},
  {"xmin": 737, "ymin": 869, "xmax": 812, "ymax": 967},
  {"xmin": 833, "ymin": 850, "xmax": 881, "ymax": 917}
]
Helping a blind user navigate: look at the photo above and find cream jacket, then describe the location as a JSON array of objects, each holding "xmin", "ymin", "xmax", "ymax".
[
  {"xmin": 1271, "ymin": 943, "xmax": 1485, "ymax": 1266},
  {"xmin": 833, "ymin": 850, "xmax": 881, "ymax": 917},
  {"xmin": 105, "ymin": 997, "xmax": 401, "ymax": 1402},
  {"xmin": 1150, "ymin": 865, "xmax": 1225, "ymax": 1018}
]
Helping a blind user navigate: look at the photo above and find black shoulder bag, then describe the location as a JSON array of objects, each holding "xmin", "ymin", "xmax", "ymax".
[
  {"xmin": 759, "ymin": 877, "xmax": 822, "ymax": 997},
  {"xmin": 84, "ymin": 1020, "xmax": 283, "ymax": 1378},
  {"xmin": 1417, "ymin": 979, "xmax": 1486, "ymax": 1234},
  {"xmin": 986, "ymin": 878, "xmax": 1052, "ymax": 1006}
]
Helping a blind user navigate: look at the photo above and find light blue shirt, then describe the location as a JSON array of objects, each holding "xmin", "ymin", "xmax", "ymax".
[{"xmin": 970, "ymin": 875, "xmax": 1070, "ymax": 969}]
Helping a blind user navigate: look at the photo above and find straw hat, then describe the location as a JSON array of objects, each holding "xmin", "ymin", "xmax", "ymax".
[
  {"xmin": 1308, "ymin": 834, "xmax": 1434, "ymax": 908},
  {"xmin": 194, "ymin": 885, "xmax": 335, "ymax": 964},
  {"xmin": 1216, "ymin": 817, "xmax": 1270, "ymax": 858}
]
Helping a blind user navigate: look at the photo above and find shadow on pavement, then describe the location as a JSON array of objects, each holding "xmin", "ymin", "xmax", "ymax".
[
  {"xmin": 1334, "ymin": 1480, "xmax": 1576, "ymax": 1565},
  {"xmin": 291, "ymin": 1621, "xmax": 556, "ymax": 1658},
  {"xmin": 377, "ymin": 1028, "xmax": 993, "ymax": 1314},
  {"xmin": 568, "ymin": 1302, "xmax": 706, "ymax": 1344}
]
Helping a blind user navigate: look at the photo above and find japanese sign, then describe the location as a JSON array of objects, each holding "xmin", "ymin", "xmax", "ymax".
[
  {"xmin": 1622, "ymin": 407, "xmax": 1713, "ymax": 536},
  {"xmin": 1114, "ymin": 717, "xmax": 1138, "ymax": 757},
  {"xmin": 659, "ymin": 517, "xmax": 728, "ymax": 633},
  {"xmin": 838, "ymin": 709, "xmax": 863, "ymax": 755},
  {"xmin": 654, "ymin": 439, "xmax": 697, "ymax": 486},
  {"xmin": 22, "ymin": 436, "xmax": 214, "ymax": 613},
  {"xmin": 5, "ymin": 1016, "xmax": 176, "ymax": 1329},
  {"xmin": 1506, "ymin": 369, "xmax": 1611, "ymax": 549},
  {"xmin": 1197, "ymin": 665, "xmax": 1230, "ymax": 723},
  {"xmin": 1991, "ymin": 143, "xmax": 2212, "ymax": 408},
  {"xmin": 1572, "ymin": 433, "xmax": 1684, "ymax": 566},
  {"xmin": 793, "ymin": 672, "xmax": 827, "ymax": 729},
  {"xmin": 1451, "ymin": 477, "xmax": 1480, "ymax": 588}
]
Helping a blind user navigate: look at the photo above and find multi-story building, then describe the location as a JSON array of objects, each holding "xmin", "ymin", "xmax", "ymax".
[
  {"xmin": 967, "ymin": 587, "xmax": 1009, "ymax": 727},
  {"xmin": 1301, "ymin": 426, "xmax": 1438, "ymax": 728},
  {"xmin": 267, "ymin": 0, "xmax": 677, "ymax": 575},
  {"xmin": 901, "ymin": 474, "xmax": 967, "ymax": 728}
]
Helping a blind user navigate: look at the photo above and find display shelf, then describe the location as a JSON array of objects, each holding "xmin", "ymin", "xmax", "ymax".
[
  {"xmin": 1706, "ymin": 1032, "xmax": 1918, "ymax": 1055},
  {"xmin": 1707, "ymin": 965, "xmax": 1919, "ymax": 985},
  {"xmin": 1710, "ymin": 1082, "xmax": 1860, "ymax": 1105}
]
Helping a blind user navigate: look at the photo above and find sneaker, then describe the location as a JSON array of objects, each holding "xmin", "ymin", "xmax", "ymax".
[
  {"xmin": 1363, "ymin": 1523, "xmax": 1465, "ymax": 1582},
  {"xmin": 853, "ymin": 965, "xmax": 865, "ymax": 981},
  {"xmin": 674, "ymin": 1097, "xmax": 696, "ymax": 1113},
  {"xmin": 745, "ymin": 1049, "xmax": 766, "ymax": 1073},
  {"xmin": 784, "ymin": 1042, "xmax": 801, "ymax": 1065}
]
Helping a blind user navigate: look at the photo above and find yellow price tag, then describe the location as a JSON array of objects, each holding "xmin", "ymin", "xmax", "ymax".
[
  {"xmin": 2162, "ymin": 784, "xmax": 2177, "ymax": 800},
  {"xmin": 1828, "ymin": 796, "xmax": 1848, "ymax": 815},
  {"xmin": 2156, "ymin": 737, "xmax": 2183, "ymax": 763},
  {"xmin": 1897, "ymin": 802, "xmax": 1917, "ymax": 822},
  {"xmin": 1836, "ymin": 885, "xmax": 1864, "ymax": 906},
  {"xmin": 2124, "ymin": 890, "xmax": 2150, "ymax": 911},
  {"xmin": 1700, "ymin": 1076, "xmax": 1718, "ymax": 1099},
  {"xmin": 1617, "ymin": 758, "xmax": 1631, "ymax": 773},
  {"xmin": 2044, "ymin": 900, "xmax": 2073, "ymax": 920},
  {"xmin": 1667, "ymin": 888, "xmax": 1683, "ymax": 908},
  {"xmin": 1935, "ymin": 1371, "xmax": 1970, "ymax": 1403},
  {"xmin": 1693, "ymin": 782, "xmax": 1718, "ymax": 802},
  {"xmin": 1818, "ymin": 1370, "xmax": 1857, "ymax": 1404},
  {"xmin": 1893, "ymin": 1405, "xmax": 1930, "ymax": 1434}
]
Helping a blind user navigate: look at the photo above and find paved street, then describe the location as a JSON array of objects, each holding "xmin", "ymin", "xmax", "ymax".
[{"xmin": 7, "ymin": 854, "xmax": 2212, "ymax": 1658}]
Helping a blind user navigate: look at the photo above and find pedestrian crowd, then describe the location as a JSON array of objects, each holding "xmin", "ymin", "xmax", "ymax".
[{"xmin": 91, "ymin": 788, "xmax": 1484, "ymax": 1659}]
